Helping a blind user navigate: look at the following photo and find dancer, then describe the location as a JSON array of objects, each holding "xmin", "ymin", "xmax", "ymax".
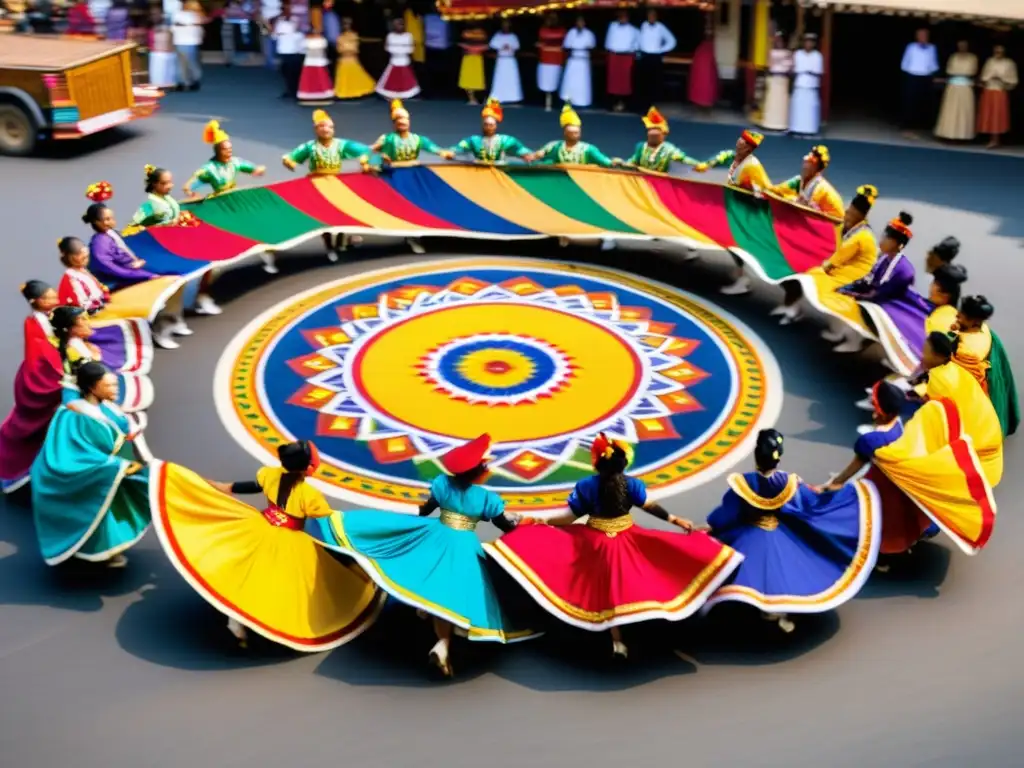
[
  {"xmin": 767, "ymin": 145, "xmax": 843, "ymax": 217},
  {"xmin": 924, "ymin": 236, "xmax": 960, "ymax": 274},
  {"xmin": 530, "ymin": 104, "xmax": 612, "ymax": 167},
  {"xmin": 485, "ymin": 433, "xmax": 742, "ymax": 660},
  {"xmin": 306, "ymin": 435, "xmax": 539, "ymax": 677},
  {"xmin": 702, "ymin": 430, "xmax": 880, "ymax": 632},
  {"xmin": 334, "ymin": 17, "xmax": 375, "ymax": 100},
  {"xmin": 953, "ymin": 295, "xmax": 1018, "ymax": 436},
  {"xmin": 790, "ymin": 34, "xmax": 823, "ymax": 137},
  {"xmin": 376, "ymin": 17, "xmax": 420, "ymax": 100},
  {"xmin": 934, "ymin": 40, "xmax": 978, "ymax": 142},
  {"xmin": 150, "ymin": 440, "xmax": 383, "ymax": 650},
  {"xmin": 696, "ymin": 129, "xmax": 771, "ymax": 296},
  {"xmin": 458, "ymin": 26, "xmax": 487, "ymax": 105},
  {"xmin": 489, "ymin": 19, "xmax": 523, "ymax": 105},
  {"xmin": 617, "ymin": 107, "xmax": 699, "ymax": 172},
  {"xmin": 297, "ymin": 33, "xmax": 335, "ymax": 104},
  {"xmin": 761, "ymin": 32, "xmax": 792, "ymax": 131},
  {"xmin": 604, "ymin": 10, "xmax": 639, "ymax": 112},
  {"xmin": 32, "ymin": 361, "xmax": 151, "ymax": 568},
  {"xmin": 283, "ymin": 108, "xmax": 373, "ymax": 261},
  {"xmin": 183, "ymin": 121, "xmax": 267, "ymax": 198},
  {"xmin": 450, "ymin": 99, "xmax": 531, "ymax": 163},
  {"xmin": 536, "ymin": 13, "xmax": 566, "ymax": 112},
  {"xmin": 560, "ymin": 16, "xmax": 596, "ymax": 108}
]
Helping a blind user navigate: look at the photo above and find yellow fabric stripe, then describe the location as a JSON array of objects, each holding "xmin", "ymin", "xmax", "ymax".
[
  {"xmin": 429, "ymin": 165, "xmax": 605, "ymax": 236},
  {"xmin": 566, "ymin": 169, "xmax": 717, "ymax": 245},
  {"xmin": 93, "ymin": 276, "xmax": 182, "ymax": 322},
  {"xmin": 311, "ymin": 175, "xmax": 423, "ymax": 231}
]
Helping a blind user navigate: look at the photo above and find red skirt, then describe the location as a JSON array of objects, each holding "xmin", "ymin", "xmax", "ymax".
[
  {"xmin": 977, "ymin": 89, "xmax": 1010, "ymax": 135},
  {"xmin": 606, "ymin": 53, "xmax": 634, "ymax": 96},
  {"xmin": 298, "ymin": 64, "xmax": 334, "ymax": 103},
  {"xmin": 866, "ymin": 467, "xmax": 932, "ymax": 555},
  {"xmin": 375, "ymin": 63, "xmax": 421, "ymax": 100},
  {"xmin": 484, "ymin": 517, "xmax": 742, "ymax": 630}
]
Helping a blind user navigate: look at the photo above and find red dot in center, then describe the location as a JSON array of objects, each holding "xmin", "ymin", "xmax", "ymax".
[{"xmin": 485, "ymin": 360, "xmax": 512, "ymax": 374}]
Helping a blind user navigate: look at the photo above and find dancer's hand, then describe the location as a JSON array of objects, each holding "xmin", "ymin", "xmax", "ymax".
[
  {"xmin": 130, "ymin": 259, "xmax": 146, "ymax": 269},
  {"xmin": 670, "ymin": 515, "xmax": 694, "ymax": 532},
  {"xmin": 693, "ymin": 162, "xmax": 709, "ymax": 173},
  {"xmin": 439, "ymin": 150, "xmax": 455, "ymax": 160},
  {"xmin": 206, "ymin": 480, "xmax": 233, "ymax": 494},
  {"xmin": 182, "ymin": 186, "xmax": 199, "ymax": 200},
  {"xmin": 380, "ymin": 155, "xmax": 393, "ymax": 166},
  {"xmin": 282, "ymin": 157, "xmax": 297, "ymax": 171},
  {"xmin": 253, "ymin": 165, "xmax": 266, "ymax": 177},
  {"xmin": 124, "ymin": 462, "xmax": 144, "ymax": 476}
]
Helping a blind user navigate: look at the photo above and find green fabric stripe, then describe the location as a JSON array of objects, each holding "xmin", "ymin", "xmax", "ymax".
[
  {"xmin": 722, "ymin": 189, "xmax": 791, "ymax": 281},
  {"xmin": 502, "ymin": 168, "xmax": 640, "ymax": 234},
  {"xmin": 182, "ymin": 188, "xmax": 324, "ymax": 245},
  {"xmin": 988, "ymin": 331, "xmax": 1019, "ymax": 437}
]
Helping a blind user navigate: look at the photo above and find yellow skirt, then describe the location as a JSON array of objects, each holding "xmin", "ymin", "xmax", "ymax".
[
  {"xmin": 459, "ymin": 53, "xmax": 485, "ymax": 91},
  {"xmin": 92, "ymin": 276, "xmax": 184, "ymax": 323},
  {"xmin": 335, "ymin": 56, "xmax": 376, "ymax": 100},
  {"xmin": 801, "ymin": 265, "xmax": 874, "ymax": 333},
  {"xmin": 149, "ymin": 461, "xmax": 384, "ymax": 651}
]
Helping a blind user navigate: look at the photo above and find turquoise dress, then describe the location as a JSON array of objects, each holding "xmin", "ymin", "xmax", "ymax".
[
  {"xmin": 31, "ymin": 398, "xmax": 151, "ymax": 565},
  {"xmin": 306, "ymin": 474, "xmax": 539, "ymax": 642}
]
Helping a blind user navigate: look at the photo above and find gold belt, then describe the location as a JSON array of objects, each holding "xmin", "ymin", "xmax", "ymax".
[
  {"xmin": 754, "ymin": 514, "xmax": 780, "ymax": 531},
  {"xmin": 440, "ymin": 510, "xmax": 477, "ymax": 531},
  {"xmin": 586, "ymin": 515, "xmax": 634, "ymax": 537}
]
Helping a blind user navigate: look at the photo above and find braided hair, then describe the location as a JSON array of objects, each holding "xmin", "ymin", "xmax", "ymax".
[
  {"xmin": 50, "ymin": 305, "xmax": 85, "ymax": 371},
  {"xmin": 595, "ymin": 444, "xmax": 630, "ymax": 516}
]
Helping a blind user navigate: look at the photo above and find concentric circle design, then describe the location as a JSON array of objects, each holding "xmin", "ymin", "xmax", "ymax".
[{"xmin": 215, "ymin": 258, "xmax": 783, "ymax": 512}]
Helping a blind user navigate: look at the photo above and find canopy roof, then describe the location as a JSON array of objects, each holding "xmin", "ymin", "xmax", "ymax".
[
  {"xmin": 802, "ymin": 1, "xmax": 1024, "ymax": 22},
  {"xmin": 437, "ymin": 0, "xmax": 711, "ymax": 21}
]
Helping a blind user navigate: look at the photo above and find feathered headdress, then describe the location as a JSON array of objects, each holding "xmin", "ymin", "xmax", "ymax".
[
  {"xmin": 589, "ymin": 432, "xmax": 635, "ymax": 469},
  {"xmin": 202, "ymin": 119, "xmax": 230, "ymax": 145},
  {"xmin": 805, "ymin": 144, "xmax": 830, "ymax": 169},
  {"xmin": 641, "ymin": 106, "xmax": 669, "ymax": 134},
  {"xmin": 481, "ymin": 97, "xmax": 503, "ymax": 123},
  {"xmin": 559, "ymin": 103, "xmax": 582, "ymax": 128},
  {"xmin": 740, "ymin": 129, "xmax": 764, "ymax": 148},
  {"xmin": 85, "ymin": 181, "xmax": 113, "ymax": 203},
  {"xmin": 390, "ymin": 99, "xmax": 409, "ymax": 121},
  {"xmin": 312, "ymin": 108, "xmax": 333, "ymax": 126}
]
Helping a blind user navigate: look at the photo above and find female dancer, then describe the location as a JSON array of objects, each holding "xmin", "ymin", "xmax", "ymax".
[
  {"xmin": 334, "ymin": 17, "xmax": 375, "ymax": 100},
  {"xmin": 149, "ymin": 440, "xmax": 383, "ymax": 650},
  {"xmin": 130, "ymin": 167, "xmax": 184, "ymax": 227},
  {"xmin": 450, "ymin": 99, "xmax": 531, "ymax": 163},
  {"xmin": 701, "ymin": 430, "xmax": 881, "ymax": 632},
  {"xmin": 306, "ymin": 435, "xmax": 538, "ymax": 677},
  {"xmin": 924, "ymin": 236, "xmax": 960, "ymax": 275},
  {"xmin": 485, "ymin": 434, "xmax": 742, "ymax": 660},
  {"xmin": 953, "ymin": 295, "xmax": 1018, "ymax": 436},
  {"xmin": 32, "ymin": 361, "xmax": 151, "ymax": 568},
  {"xmin": 183, "ymin": 121, "xmax": 266, "ymax": 198}
]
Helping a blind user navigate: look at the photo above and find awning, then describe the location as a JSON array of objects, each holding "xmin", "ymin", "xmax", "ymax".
[
  {"xmin": 802, "ymin": 1, "xmax": 1024, "ymax": 22},
  {"xmin": 438, "ymin": 0, "xmax": 711, "ymax": 21}
]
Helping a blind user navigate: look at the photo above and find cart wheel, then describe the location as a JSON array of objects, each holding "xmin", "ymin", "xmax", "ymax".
[{"xmin": 0, "ymin": 103, "xmax": 36, "ymax": 156}]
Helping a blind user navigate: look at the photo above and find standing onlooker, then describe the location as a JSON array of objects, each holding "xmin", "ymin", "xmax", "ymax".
[
  {"xmin": 376, "ymin": 17, "xmax": 420, "ymax": 100},
  {"xmin": 458, "ymin": 26, "xmax": 488, "ymax": 105},
  {"xmin": 560, "ymin": 15, "xmax": 596, "ymax": 109},
  {"xmin": 688, "ymin": 25, "xmax": 718, "ymax": 111},
  {"xmin": 604, "ymin": 10, "xmax": 639, "ymax": 113},
  {"xmin": 104, "ymin": 0, "xmax": 129, "ymax": 40},
  {"xmin": 760, "ymin": 32, "xmax": 792, "ymax": 130},
  {"xmin": 272, "ymin": 2, "xmax": 307, "ymax": 99},
  {"xmin": 489, "ymin": 19, "xmax": 522, "ymax": 105},
  {"xmin": 220, "ymin": 0, "xmax": 251, "ymax": 66},
  {"xmin": 259, "ymin": 0, "xmax": 281, "ymax": 69},
  {"xmin": 900, "ymin": 27, "xmax": 940, "ymax": 137},
  {"xmin": 934, "ymin": 40, "xmax": 978, "ymax": 142},
  {"xmin": 978, "ymin": 45, "xmax": 1018, "ymax": 149},
  {"xmin": 172, "ymin": 0, "xmax": 206, "ymax": 92},
  {"xmin": 66, "ymin": 0, "xmax": 97, "ymax": 36},
  {"xmin": 423, "ymin": 11, "xmax": 452, "ymax": 98},
  {"xmin": 789, "ymin": 33, "xmax": 823, "ymax": 137},
  {"xmin": 536, "ymin": 13, "xmax": 565, "ymax": 112},
  {"xmin": 636, "ymin": 9, "xmax": 676, "ymax": 110},
  {"xmin": 321, "ymin": 0, "xmax": 340, "ymax": 75}
]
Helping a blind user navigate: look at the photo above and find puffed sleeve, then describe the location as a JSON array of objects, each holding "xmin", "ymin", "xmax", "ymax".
[
  {"xmin": 566, "ymin": 480, "xmax": 589, "ymax": 517},
  {"xmin": 626, "ymin": 477, "xmax": 647, "ymax": 507}
]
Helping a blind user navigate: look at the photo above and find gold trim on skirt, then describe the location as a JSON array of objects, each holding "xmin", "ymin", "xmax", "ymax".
[{"xmin": 586, "ymin": 515, "xmax": 634, "ymax": 537}]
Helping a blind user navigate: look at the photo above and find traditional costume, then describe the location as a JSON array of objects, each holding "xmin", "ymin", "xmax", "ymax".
[
  {"xmin": 686, "ymin": 34, "xmax": 717, "ymax": 109},
  {"xmin": 283, "ymin": 110, "xmax": 372, "ymax": 173},
  {"xmin": 536, "ymin": 22, "xmax": 566, "ymax": 110},
  {"xmin": 560, "ymin": 24, "xmax": 596, "ymax": 108},
  {"xmin": 952, "ymin": 296, "xmax": 1019, "ymax": 436},
  {"xmin": 604, "ymin": 18, "xmax": 639, "ymax": 108},
  {"xmin": 149, "ymin": 441, "xmax": 384, "ymax": 650},
  {"xmin": 458, "ymin": 28, "xmax": 487, "ymax": 99},
  {"xmin": 334, "ymin": 28, "xmax": 375, "ymax": 100},
  {"xmin": 489, "ymin": 28, "xmax": 523, "ymax": 104},
  {"xmin": 534, "ymin": 105, "xmax": 613, "ymax": 166},
  {"xmin": 790, "ymin": 37, "xmax": 823, "ymax": 136},
  {"xmin": 373, "ymin": 100, "xmax": 451, "ymax": 163},
  {"xmin": 485, "ymin": 434, "xmax": 743, "ymax": 634},
  {"xmin": 624, "ymin": 108, "xmax": 698, "ymax": 172},
  {"xmin": 297, "ymin": 34, "xmax": 335, "ymax": 104},
  {"xmin": 767, "ymin": 145, "xmax": 843, "ymax": 218},
  {"xmin": 934, "ymin": 50, "xmax": 978, "ymax": 141},
  {"xmin": 761, "ymin": 38, "xmax": 792, "ymax": 131},
  {"xmin": 451, "ymin": 99, "xmax": 530, "ymax": 163},
  {"xmin": 376, "ymin": 29, "xmax": 420, "ymax": 99},
  {"xmin": 977, "ymin": 54, "xmax": 1018, "ymax": 142},
  {"xmin": 183, "ymin": 121, "xmax": 262, "ymax": 197}
]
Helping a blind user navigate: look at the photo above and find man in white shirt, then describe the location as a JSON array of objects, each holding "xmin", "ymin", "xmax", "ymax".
[
  {"xmin": 789, "ymin": 33, "xmax": 823, "ymax": 136},
  {"xmin": 272, "ymin": 3, "xmax": 307, "ymax": 99},
  {"xmin": 604, "ymin": 10, "xmax": 639, "ymax": 113},
  {"xmin": 172, "ymin": 2, "xmax": 205, "ymax": 91},
  {"xmin": 637, "ymin": 9, "xmax": 676, "ymax": 110},
  {"xmin": 900, "ymin": 27, "xmax": 940, "ymax": 136}
]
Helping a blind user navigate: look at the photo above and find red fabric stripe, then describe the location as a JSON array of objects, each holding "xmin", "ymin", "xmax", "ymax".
[
  {"xmin": 147, "ymin": 221, "xmax": 257, "ymax": 261},
  {"xmin": 646, "ymin": 177, "xmax": 735, "ymax": 247},
  {"xmin": 768, "ymin": 199, "xmax": 839, "ymax": 273},
  {"xmin": 340, "ymin": 174, "xmax": 460, "ymax": 230},
  {"xmin": 271, "ymin": 177, "xmax": 366, "ymax": 227},
  {"xmin": 123, "ymin": 321, "xmax": 144, "ymax": 373},
  {"xmin": 940, "ymin": 398, "xmax": 996, "ymax": 549}
]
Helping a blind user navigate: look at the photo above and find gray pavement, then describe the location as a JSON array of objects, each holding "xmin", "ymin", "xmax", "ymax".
[{"xmin": 0, "ymin": 67, "xmax": 1022, "ymax": 768}]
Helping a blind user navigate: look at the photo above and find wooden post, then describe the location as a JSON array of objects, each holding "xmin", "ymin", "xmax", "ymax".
[
  {"xmin": 820, "ymin": 6, "xmax": 834, "ymax": 124},
  {"xmin": 795, "ymin": 1, "xmax": 806, "ymax": 41}
]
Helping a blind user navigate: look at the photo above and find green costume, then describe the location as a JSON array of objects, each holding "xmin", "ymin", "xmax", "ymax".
[
  {"xmin": 535, "ymin": 140, "xmax": 612, "ymax": 167},
  {"xmin": 283, "ymin": 138, "xmax": 372, "ymax": 173},
  {"xmin": 130, "ymin": 193, "xmax": 181, "ymax": 228},
  {"xmin": 185, "ymin": 157, "xmax": 259, "ymax": 195},
  {"xmin": 375, "ymin": 132, "xmax": 447, "ymax": 162},
  {"xmin": 988, "ymin": 331, "xmax": 1019, "ymax": 437},
  {"xmin": 627, "ymin": 141, "xmax": 698, "ymax": 172},
  {"xmin": 451, "ymin": 134, "xmax": 530, "ymax": 163}
]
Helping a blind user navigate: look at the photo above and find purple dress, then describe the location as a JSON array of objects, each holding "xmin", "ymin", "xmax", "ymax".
[
  {"xmin": 88, "ymin": 231, "xmax": 157, "ymax": 289},
  {"xmin": 105, "ymin": 7, "xmax": 130, "ymax": 39}
]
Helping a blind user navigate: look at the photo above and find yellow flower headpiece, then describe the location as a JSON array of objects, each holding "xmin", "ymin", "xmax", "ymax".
[
  {"xmin": 559, "ymin": 103, "xmax": 581, "ymax": 128},
  {"xmin": 589, "ymin": 432, "xmax": 635, "ymax": 469},
  {"xmin": 202, "ymin": 119, "xmax": 230, "ymax": 145},
  {"xmin": 481, "ymin": 97, "xmax": 503, "ymax": 123},
  {"xmin": 641, "ymin": 106, "xmax": 669, "ymax": 134},
  {"xmin": 85, "ymin": 180, "xmax": 113, "ymax": 203},
  {"xmin": 805, "ymin": 144, "xmax": 830, "ymax": 169},
  {"xmin": 312, "ymin": 109, "xmax": 332, "ymax": 126},
  {"xmin": 390, "ymin": 99, "xmax": 409, "ymax": 121},
  {"xmin": 855, "ymin": 184, "xmax": 879, "ymax": 207}
]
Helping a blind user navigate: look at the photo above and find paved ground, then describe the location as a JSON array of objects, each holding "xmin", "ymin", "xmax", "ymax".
[{"xmin": 0, "ymin": 67, "xmax": 1022, "ymax": 768}]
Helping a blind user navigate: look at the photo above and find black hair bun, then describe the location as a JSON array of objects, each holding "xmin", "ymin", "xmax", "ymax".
[{"xmin": 898, "ymin": 211, "xmax": 913, "ymax": 226}]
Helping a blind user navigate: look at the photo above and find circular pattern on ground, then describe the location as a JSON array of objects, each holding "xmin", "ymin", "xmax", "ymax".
[{"xmin": 216, "ymin": 257, "xmax": 783, "ymax": 512}]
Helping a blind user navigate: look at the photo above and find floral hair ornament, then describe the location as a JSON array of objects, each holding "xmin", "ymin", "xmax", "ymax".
[
  {"xmin": 85, "ymin": 181, "xmax": 113, "ymax": 202},
  {"xmin": 312, "ymin": 108, "xmax": 333, "ymax": 126},
  {"xmin": 176, "ymin": 211, "xmax": 200, "ymax": 228},
  {"xmin": 589, "ymin": 432, "xmax": 636, "ymax": 469},
  {"xmin": 481, "ymin": 97, "xmax": 504, "ymax": 123},
  {"xmin": 856, "ymin": 184, "xmax": 878, "ymax": 206},
  {"xmin": 389, "ymin": 99, "xmax": 410, "ymax": 121},
  {"xmin": 641, "ymin": 106, "xmax": 669, "ymax": 134},
  {"xmin": 805, "ymin": 144, "xmax": 830, "ymax": 169},
  {"xmin": 740, "ymin": 129, "xmax": 764, "ymax": 148},
  {"xmin": 202, "ymin": 119, "xmax": 230, "ymax": 145},
  {"xmin": 143, "ymin": 163, "xmax": 156, "ymax": 179}
]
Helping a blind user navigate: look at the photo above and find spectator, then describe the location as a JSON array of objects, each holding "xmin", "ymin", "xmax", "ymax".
[
  {"xmin": 105, "ymin": 0, "xmax": 130, "ymax": 40},
  {"xmin": 978, "ymin": 45, "xmax": 1018, "ymax": 149},
  {"xmin": 900, "ymin": 27, "xmax": 940, "ymax": 138},
  {"xmin": 637, "ymin": 9, "xmax": 676, "ymax": 109},
  {"xmin": 66, "ymin": 0, "xmax": 97, "ymax": 36},
  {"xmin": 273, "ymin": 1, "xmax": 307, "ymax": 99},
  {"xmin": 173, "ymin": 0, "xmax": 205, "ymax": 91}
]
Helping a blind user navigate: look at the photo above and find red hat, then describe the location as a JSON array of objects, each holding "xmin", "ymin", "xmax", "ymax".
[{"xmin": 441, "ymin": 434, "xmax": 492, "ymax": 475}]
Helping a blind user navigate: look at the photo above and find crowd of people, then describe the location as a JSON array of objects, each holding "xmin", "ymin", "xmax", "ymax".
[{"xmin": 0, "ymin": 95, "xmax": 1016, "ymax": 678}]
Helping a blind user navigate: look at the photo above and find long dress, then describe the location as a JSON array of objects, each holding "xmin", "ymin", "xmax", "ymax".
[
  {"xmin": 306, "ymin": 474, "xmax": 538, "ymax": 642},
  {"xmin": 977, "ymin": 57, "xmax": 1018, "ymax": 136},
  {"xmin": 536, "ymin": 26, "xmax": 566, "ymax": 94},
  {"xmin": 935, "ymin": 52, "xmax": 978, "ymax": 140},
  {"xmin": 688, "ymin": 37, "xmax": 719, "ymax": 109},
  {"xmin": 31, "ymin": 398, "xmax": 151, "ymax": 565},
  {"xmin": 489, "ymin": 31, "xmax": 523, "ymax": 104},
  {"xmin": 789, "ymin": 49, "xmax": 823, "ymax": 135},
  {"xmin": 149, "ymin": 460, "xmax": 385, "ymax": 650},
  {"xmin": 297, "ymin": 35, "xmax": 335, "ymax": 104},
  {"xmin": 485, "ymin": 474, "xmax": 743, "ymax": 630},
  {"xmin": 376, "ymin": 31, "xmax": 420, "ymax": 100},
  {"xmin": 798, "ymin": 222, "xmax": 879, "ymax": 328},
  {"xmin": 334, "ymin": 30, "xmax": 375, "ymax": 100},
  {"xmin": 704, "ymin": 471, "xmax": 880, "ymax": 613},
  {"xmin": 560, "ymin": 27, "xmax": 596, "ymax": 108},
  {"xmin": 458, "ymin": 30, "xmax": 487, "ymax": 92},
  {"xmin": 953, "ymin": 324, "xmax": 1019, "ymax": 436},
  {"xmin": 761, "ymin": 48, "xmax": 792, "ymax": 130}
]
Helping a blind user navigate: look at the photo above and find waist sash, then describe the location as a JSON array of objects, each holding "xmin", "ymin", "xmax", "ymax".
[
  {"xmin": 440, "ymin": 509, "xmax": 478, "ymax": 531},
  {"xmin": 261, "ymin": 504, "xmax": 304, "ymax": 530},
  {"xmin": 586, "ymin": 514, "xmax": 634, "ymax": 537}
]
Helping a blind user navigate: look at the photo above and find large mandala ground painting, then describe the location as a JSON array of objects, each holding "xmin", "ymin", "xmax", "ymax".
[{"xmin": 217, "ymin": 258, "xmax": 782, "ymax": 512}]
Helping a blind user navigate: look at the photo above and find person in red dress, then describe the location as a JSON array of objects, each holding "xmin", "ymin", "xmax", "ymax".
[
  {"xmin": 484, "ymin": 433, "xmax": 743, "ymax": 660},
  {"xmin": 603, "ymin": 10, "xmax": 638, "ymax": 113},
  {"xmin": 536, "ymin": 14, "xmax": 566, "ymax": 112}
]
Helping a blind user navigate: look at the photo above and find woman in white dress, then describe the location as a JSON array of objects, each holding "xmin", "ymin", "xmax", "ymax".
[
  {"xmin": 761, "ymin": 32, "xmax": 792, "ymax": 131},
  {"xmin": 934, "ymin": 40, "xmax": 978, "ymax": 141},
  {"xmin": 560, "ymin": 16, "xmax": 596, "ymax": 108},
  {"xmin": 789, "ymin": 33, "xmax": 823, "ymax": 136},
  {"xmin": 375, "ymin": 17, "xmax": 420, "ymax": 100},
  {"xmin": 489, "ymin": 19, "xmax": 522, "ymax": 104}
]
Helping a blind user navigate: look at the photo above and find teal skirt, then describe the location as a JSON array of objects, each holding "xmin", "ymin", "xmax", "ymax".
[{"xmin": 306, "ymin": 511, "xmax": 539, "ymax": 643}]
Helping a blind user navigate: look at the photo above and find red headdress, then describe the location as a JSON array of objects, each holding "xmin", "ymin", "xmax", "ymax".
[
  {"xmin": 740, "ymin": 129, "xmax": 764, "ymax": 148},
  {"xmin": 441, "ymin": 434, "xmax": 492, "ymax": 475},
  {"xmin": 85, "ymin": 181, "xmax": 113, "ymax": 203},
  {"xmin": 481, "ymin": 97, "xmax": 503, "ymax": 123},
  {"xmin": 589, "ymin": 433, "xmax": 635, "ymax": 469}
]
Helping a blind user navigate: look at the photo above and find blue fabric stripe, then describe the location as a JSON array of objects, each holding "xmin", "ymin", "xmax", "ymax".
[{"xmin": 125, "ymin": 230, "xmax": 213, "ymax": 276}]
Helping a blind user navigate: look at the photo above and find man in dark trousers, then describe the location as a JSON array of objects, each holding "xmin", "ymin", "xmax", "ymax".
[
  {"xmin": 900, "ymin": 27, "xmax": 940, "ymax": 137},
  {"xmin": 636, "ymin": 9, "xmax": 676, "ymax": 111}
]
